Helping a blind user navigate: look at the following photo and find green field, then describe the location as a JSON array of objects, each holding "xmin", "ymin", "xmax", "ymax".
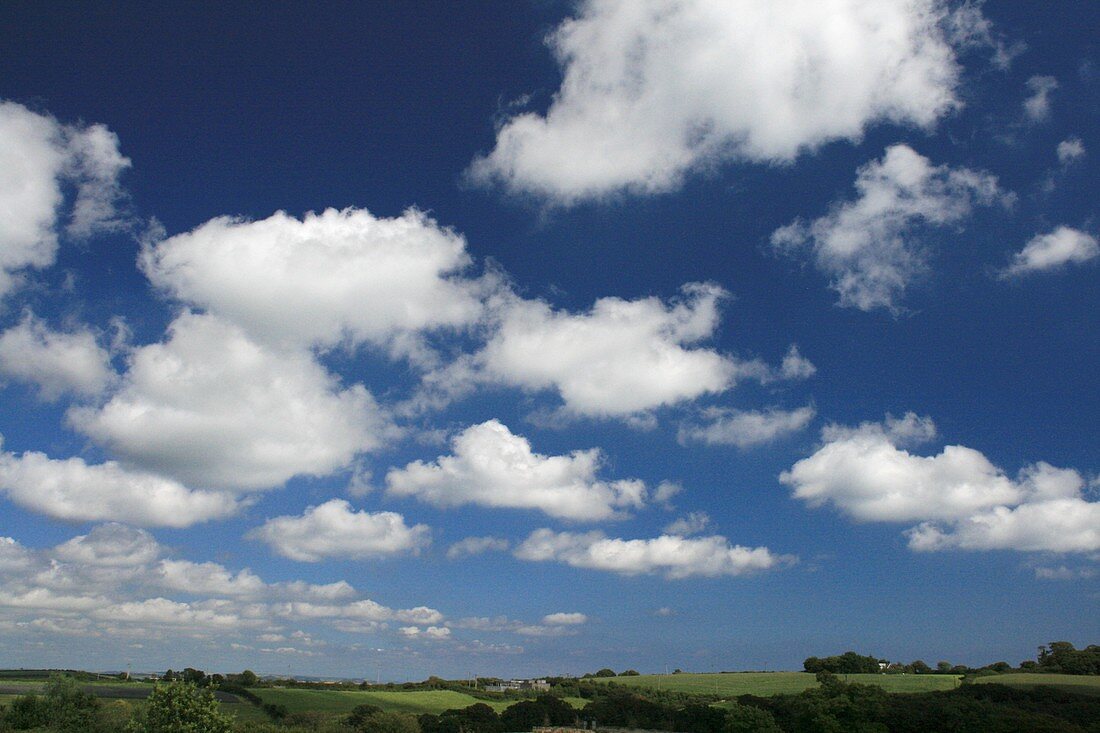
[
  {"xmin": 972, "ymin": 673, "xmax": 1100, "ymax": 697},
  {"xmin": 248, "ymin": 688, "xmax": 519, "ymax": 716},
  {"xmin": 593, "ymin": 671, "xmax": 962, "ymax": 697}
]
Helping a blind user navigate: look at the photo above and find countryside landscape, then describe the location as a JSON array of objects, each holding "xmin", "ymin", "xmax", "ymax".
[
  {"xmin": 1, "ymin": 2, "xmax": 1097, "ymax": 732},
  {"xmin": 2, "ymin": 642, "xmax": 1099, "ymax": 731}
]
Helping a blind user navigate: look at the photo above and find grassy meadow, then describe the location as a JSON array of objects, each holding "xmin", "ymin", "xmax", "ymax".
[
  {"xmin": 248, "ymin": 688, "xmax": 519, "ymax": 716},
  {"xmin": 592, "ymin": 671, "xmax": 962, "ymax": 697},
  {"xmin": 970, "ymin": 673, "xmax": 1100, "ymax": 697}
]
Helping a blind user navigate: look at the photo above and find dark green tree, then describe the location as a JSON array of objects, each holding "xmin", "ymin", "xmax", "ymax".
[{"xmin": 127, "ymin": 680, "xmax": 232, "ymax": 733}]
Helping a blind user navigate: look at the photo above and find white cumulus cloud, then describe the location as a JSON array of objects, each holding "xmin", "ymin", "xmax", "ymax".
[
  {"xmin": 782, "ymin": 415, "xmax": 1100, "ymax": 553},
  {"xmin": 68, "ymin": 311, "xmax": 397, "ymax": 491},
  {"xmin": 387, "ymin": 419, "xmax": 647, "ymax": 521},
  {"xmin": 1000, "ymin": 226, "xmax": 1098, "ymax": 278},
  {"xmin": 543, "ymin": 612, "xmax": 587, "ymax": 626},
  {"xmin": 0, "ymin": 315, "xmax": 114, "ymax": 400},
  {"xmin": 140, "ymin": 207, "xmax": 489, "ymax": 354},
  {"xmin": 514, "ymin": 528, "xmax": 794, "ymax": 579},
  {"xmin": 421, "ymin": 283, "xmax": 793, "ymax": 420},
  {"xmin": 469, "ymin": 0, "xmax": 975, "ymax": 204},
  {"xmin": 53, "ymin": 524, "xmax": 161, "ymax": 568},
  {"xmin": 772, "ymin": 144, "xmax": 1010, "ymax": 311},
  {"xmin": 248, "ymin": 499, "xmax": 431, "ymax": 562},
  {"xmin": 0, "ymin": 100, "xmax": 130, "ymax": 297},
  {"xmin": 0, "ymin": 447, "xmax": 241, "ymax": 527}
]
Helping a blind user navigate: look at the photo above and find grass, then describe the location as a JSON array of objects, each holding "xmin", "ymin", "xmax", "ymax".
[
  {"xmin": 248, "ymin": 688, "xmax": 519, "ymax": 716},
  {"xmin": 971, "ymin": 673, "xmax": 1100, "ymax": 697},
  {"xmin": 593, "ymin": 671, "xmax": 962, "ymax": 697}
]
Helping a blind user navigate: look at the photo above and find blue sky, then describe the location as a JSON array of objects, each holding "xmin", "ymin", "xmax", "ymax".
[{"xmin": 0, "ymin": 1, "xmax": 1097, "ymax": 679}]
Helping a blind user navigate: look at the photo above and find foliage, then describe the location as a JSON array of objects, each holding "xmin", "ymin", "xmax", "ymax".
[
  {"xmin": 1038, "ymin": 642, "xmax": 1100, "ymax": 675},
  {"xmin": 2, "ymin": 692, "xmax": 50, "ymax": 730},
  {"xmin": 803, "ymin": 652, "xmax": 885, "ymax": 674},
  {"xmin": 347, "ymin": 710, "xmax": 421, "ymax": 733},
  {"xmin": 722, "ymin": 702, "xmax": 782, "ymax": 733},
  {"xmin": 0, "ymin": 673, "xmax": 102, "ymax": 732},
  {"xmin": 418, "ymin": 703, "xmax": 502, "ymax": 733},
  {"xmin": 499, "ymin": 695, "xmax": 577, "ymax": 731},
  {"xmin": 128, "ymin": 680, "xmax": 233, "ymax": 733},
  {"xmin": 581, "ymin": 689, "xmax": 672, "ymax": 730}
]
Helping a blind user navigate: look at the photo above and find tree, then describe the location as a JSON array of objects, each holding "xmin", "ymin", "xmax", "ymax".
[
  {"xmin": 723, "ymin": 703, "xmax": 782, "ymax": 733},
  {"xmin": 500, "ymin": 700, "xmax": 546, "ymax": 732},
  {"xmin": 349, "ymin": 710, "xmax": 421, "ymax": 733},
  {"xmin": 128, "ymin": 680, "xmax": 232, "ymax": 733},
  {"xmin": 43, "ymin": 673, "xmax": 102, "ymax": 733},
  {"xmin": 593, "ymin": 668, "xmax": 617, "ymax": 678},
  {"xmin": 910, "ymin": 660, "xmax": 932, "ymax": 674},
  {"xmin": 236, "ymin": 669, "xmax": 259, "ymax": 687}
]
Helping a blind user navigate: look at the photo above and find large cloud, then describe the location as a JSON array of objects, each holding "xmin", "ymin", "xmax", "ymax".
[
  {"xmin": 514, "ymin": 528, "xmax": 794, "ymax": 578},
  {"xmin": 0, "ymin": 315, "xmax": 115, "ymax": 400},
  {"xmin": 386, "ymin": 420, "xmax": 647, "ymax": 521},
  {"xmin": 0, "ymin": 100, "xmax": 130, "ymax": 297},
  {"xmin": 781, "ymin": 414, "xmax": 1100, "ymax": 553},
  {"xmin": 0, "ymin": 447, "xmax": 241, "ymax": 527},
  {"xmin": 68, "ymin": 311, "xmax": 397, "ymax": 491},
  {"xmin": 421, "ymin": 283, "xmax": 800, "ymax": 420},
  {"xmin": 469, "ymin": 0, "xmax": 980, "ymax": 204},
  {"xmin": 248, "ymin": 499, "xmax": 431, "ymax": 562},
  {"xmin": 140, "ymin": 207, "xmax": 489, "ymax": 353},
  {"xmin": 1, "ymin": 525, "xmax": 447, "ymax": 645},
  {"xmin": 771, "ymin": 144, "xmax": 1009, "ymax": 311},
  {"xmin": 999, "ymin": 227, "xmax": 1098, "ymax": 278}
]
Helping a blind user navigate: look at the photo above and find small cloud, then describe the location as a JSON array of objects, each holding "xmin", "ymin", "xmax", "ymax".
[
  {"xmin": 664, "ymin": 512, "xmax": 712, "ymax": 537},
  {"xmin": 1000, "ymin": 227, "xmax": 1098, "ymax": 278},
  {"xmin": 1023, "ymin": 75, "xmax": 1058, "ymax": 122},
  {"xmin": 543, "ymin": 612, "xmax": 587, "ymax": 626},
  {"xmin": 1057, "ymin": 138, "xmax": 1085, "ymax": 165},
  {"xmin": 447, "ymin": 536, "xmax": 510, "ymax": 560}
]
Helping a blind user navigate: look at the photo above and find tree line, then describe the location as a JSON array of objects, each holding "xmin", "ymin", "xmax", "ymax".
[{"xmin": 804, "ymin": 640, "xmax": 1100, "ymax": 677}]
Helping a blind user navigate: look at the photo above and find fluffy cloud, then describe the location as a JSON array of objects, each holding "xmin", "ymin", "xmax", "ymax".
[
  {"xmin": 153, "ymin": 560, "xmax": 266, "ymax": 598},
  {"xmin": 1023, "ymin": 75, "xmax": 1058, "ymax": 122},
  {"xmin": 664, "ymin": 512, "xmax": 712, "ymax": 537},
  {"xmin": 68, "ymin": 312, "xmax": 397, "ymax": 491},
  {"xmin": 0, "ymin": 315, "xmax": 114, "ymax": 400},
  {"xmin": 514, "ymin": 528, "xmax": 793, "ymax": 578},
  {"xmin": 679, "ymin": 405, "xmax": 815, "ymax": 447},
  {"xmin": 1000, "ymin": 227, "xmax": 1098, "ymax": 278},
  {"xmin": 780, "ymin": 413, "xmax": 1019, "ymax": 522},
  {"xmin": 0, "ymin": 448, "xmax": 241, "ymax": 527},
  {"xmin": 446, "ymin": 536, "xmax": 510, "ymax": 560},
  {"xmin": 469, "ymin": 0, "xmax": 976, "ymax": 203},
  {"xmin": 140, "ymin": 207, "xmax": 488, "ymax": 353},
  {"xmin": 0, "ymin": 526, "xmax": 449, "ymax": 645},
  {"xmin": 1057, "ymin": 138, "xmax": 1085, "ymax": 165},
  {"xmin": 0, "ymin": 101, "xmax": 130, "ymax": 297},
  {"xmin": 387, "ymin": 420, "xmax": 647, "ymax": 521},
  {"xmin": 248, "ymin": 499, "xmax": 431, "ymax": 562},
  {"xmin": 422, "ymin": 283, "xmax": 794, "ymax": 420},
  {"xmin": 772, "ymin": 144, "xmax": 1009, "ymax": 311},
  {"xmin": 399, "ymin": 625, "xmax": 451, "ymax": 640},
  {"xmin": 543, "ymin": 612, "xmax": 587, "ymax": 625},
  {"xmin": 782, "ymin": 415, "xmax": 1100, "ymax": 553},
  {"xmin": 53, "ymin": 524, "xmax": 161, "ymax": 568}
]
